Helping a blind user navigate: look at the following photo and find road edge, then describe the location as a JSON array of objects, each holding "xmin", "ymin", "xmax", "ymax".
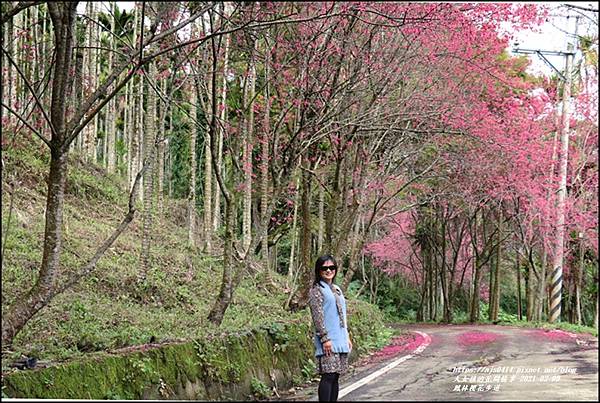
[{"xmin": 338, "ymin": 331, "xmax": 432, "ymax": 399}]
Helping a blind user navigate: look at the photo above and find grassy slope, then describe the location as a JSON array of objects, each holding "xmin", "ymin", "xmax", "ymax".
[{"xmin": 1, "ymin": 138, "xmax": 308, "ymax": 367}]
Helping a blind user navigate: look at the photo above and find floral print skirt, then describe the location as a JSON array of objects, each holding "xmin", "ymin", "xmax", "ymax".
[{"xmin": 317, "ymin": 352, "xmax": 349, "ymax": 374}]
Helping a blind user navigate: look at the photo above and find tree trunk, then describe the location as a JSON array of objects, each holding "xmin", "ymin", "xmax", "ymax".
[
  {"xmin": 127, "ymin": 3, "xmax": 140, "ymax": 190},
  {"xmin": 516, "ymin": 249, "xmax": 522, "ymax": 320},
  {"xmin": 289, "ymin": 159, "xmax": 313, "ymax": 311},
  {"xmin": 92, "ymin": 1, "xmax": 100, "ymax": 163},
  {"xmin": 21, "ymin": 8, "xmax": 31, "ymax": 110},
  {"xmin": 421, "ymin": 245, "xmax": 429, "ymax": 321},
  {"xmin": 106, "ymin": 2, "xmax": 116, "ymax": 173},
  {"xmin": 203, "ymin": 72, "xmax": 213, "ymax": 252},
  {"xmin": 447, "ymin": 281, "xmax": 454, "ymax": 323},
  {"xmin": 124, "ymin": 79, "xmax": 130, "ymax": 179},
  {"xmin": 432, "ymin": 259, "xmax": 438, "ymax": 321},
  {"xmin": 167, "ymin": 104, "xmax": 173, "ymax": 199},
  {"xmin": 13, "ymin": 11, "xmax": 22, "ymax": 115},
  {"xmin": 212, "ymin": 2, "xmax": 231, "ymax": 232},
  {"xmin": 595, "ymin": 288, "xmax": 598, "ymax": 329},
  {"xmin": 441, "ymin": 263, "xmax": 451, "ymax": 323},
  {"xmin": 260, "ymin": 30, "xmax": 271, "ymax": 274},
  {"xmin": 537, "ymin": 127, "xmax": 560, "ymax": 321},
  {"xmin": 40, "ymin": 3, "xmax": 48, "ymax": 102},
  {"xmin": 526, "ymin": 250, "xmax": 535, "ymax": 321},
  {"xmin": 2, "ymin": 149, "xmax": 68, "ymax": 346},
  {"xmin": 140, "ymin": 62, "xmax": 158, "ymax": 276},
  {"xmin": 488, "ymin": 253, "xmax": 496, "ymax": 321},
  {"xmin": 205, "ymin": 114, "xmax": 232, "ymax": 318},
  {"xmin": 438, "ymin": 217, "xmax": 451, "ymax": 323},
  {"xmin": 72, "ymin": 48, "xmax": 84, "ymax": 150},
  {"xmin": 156, "ymin": 131, "xmax": 165, "ymax": 211},
  {"xmin": 490, "ymin": 209, "xmax": 502, "ymax": 321},
  {"xmin": 2, "ymin": 2, "xmax": 77, "ymax": 347},
  {"xmin": 129, "ymin": 80, "xmax": 140, "ymax": 191},
  {"xmin": 469, "ymin": 257, "xmax": 481, "ymax": 323},
  {"xmin": 188, "ymin": 81, "xmax": 198, "ymax": 246},
  {"xmin": 156, "ymin": 78, "xmax": 166, "ymax": 212},
  {"xmin": 287, "ymin": 161, "xmax": 301, "ymax": 285},
  {"xmin": 6, "ymin": 15, "xmax": 15, "ymax": 125},
  {"xmin": 242, "ymin": 34, "xmax": 257, "ymax": 252},
  {"xmin": 566, "ymin": 275, "xmax": 574, "ymax": 323},
  {"xmin": 136, "ymin": 57, "xmax": 144, "ymax": 200},
  {"xmin": 317, "ymin": 176, "xmax": 325, "ymax": 253},
  {"xmin": 438, "ymin": 275, "xmax": 444, "ymax": 322},
  {"xmin": 574, "ymin": 235, "xmax": 583, "ymax": 325},
  {"xmin": 84, "ymin": 1, "xmax": 99, "ymax": 162},
  {"xmin": 207, "ymin": 195, "xmax": 235, "ymax": 325},
  {"xmin": 324, "ymin": 157, "xmax": 340, "ymax": 255},
  {"xmin": 469, "ymin": 212, "xmax": 483, "ymax": 327},
  {"xmin": 417, "ymin": 268, "xmax": 426, "ymax": 322},
  {"xmin": 32, "ymin": 5, "xmax": 40, "ymax": 88},
  {"xmin": 492, "ymin": 244, "xmax": 501, "ymax": 321},
  {"xmin": 340, "ymin": 217, "xmax": 361, "ymax": 292},
  {"xmin": 205, "ymin": 5, "xmax": 236, "ymax": 324}
]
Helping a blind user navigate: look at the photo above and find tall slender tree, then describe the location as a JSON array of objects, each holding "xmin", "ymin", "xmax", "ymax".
[
  {"xmin": 140, "ymin": 61, "xmax": 158, "ymax": 278},
  {"xmin": 188, "ymin": 79, "xmax": 198, "ymax": 246}
]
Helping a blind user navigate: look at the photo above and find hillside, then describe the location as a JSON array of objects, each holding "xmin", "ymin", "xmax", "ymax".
[{"xmin": 1, "ymin": 137, "xmax": 322, "ymax": 367}]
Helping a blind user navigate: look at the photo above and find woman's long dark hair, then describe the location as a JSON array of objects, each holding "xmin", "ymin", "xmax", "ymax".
[{"xmin": 313, "ymin": 254, "xmax": 338, "ymax": 286}]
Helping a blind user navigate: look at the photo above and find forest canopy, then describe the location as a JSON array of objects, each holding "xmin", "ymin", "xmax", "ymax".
[{"xmin": 1, "ymin": 2, "xmax": 598, "ymax": 356}]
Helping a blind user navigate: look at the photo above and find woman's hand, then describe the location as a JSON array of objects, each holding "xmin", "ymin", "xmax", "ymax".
[
  {"xmin": 323, "ymin": 340, "xmax": 333, "ymax": 356},
  {"xmin": 348, "ymin": 338, "xmax": 353, "ymax": 352}
]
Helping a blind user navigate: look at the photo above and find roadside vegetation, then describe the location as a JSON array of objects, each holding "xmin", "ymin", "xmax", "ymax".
[
  {"xmin": 1, "ymin": 2, "xmax": 597, "ymax": 385},
  {"xmin": 2, "ymin": 136, "xmax": 396, "ymax": 372},
  {"xmin": 355, "ymin": 274, "xmax": 597, "ymax": 337}
]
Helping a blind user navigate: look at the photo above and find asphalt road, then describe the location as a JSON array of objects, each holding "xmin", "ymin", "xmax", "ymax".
[{"xmin": 284, "ymin": 324, "xmax": 598, "ymax": 401}]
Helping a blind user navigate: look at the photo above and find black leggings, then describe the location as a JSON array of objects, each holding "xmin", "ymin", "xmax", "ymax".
[{"xmin": 318, "ymin": 372, "xmax": 340, "ymax": 402}]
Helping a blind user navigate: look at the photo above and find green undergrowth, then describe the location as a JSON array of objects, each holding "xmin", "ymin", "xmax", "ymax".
[
  {"xmin": 477, "ymin": 302, "xmax": 598, "ymax": 337},
  {"xmin": 1, "ymin": 136, "xmax": 392, "ymax": 387},
  {"xmin": 491, "ymin": 320, "xmax": 598, "ymax": 337},
  {"xmin": 2, "ymin": 322, "xmax": 313, "ymax": 399},
  {"xmin": 2, "ymin": 309, "xmax": 391, "ymax": 400},
  {"xmin": 390, "ymin": 307, "xmax": 597, "ymax": 338}
]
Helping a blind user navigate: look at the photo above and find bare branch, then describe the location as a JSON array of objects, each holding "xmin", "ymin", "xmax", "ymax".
[
  {"xmin": 563, "ymin": 4, "xmax": 599, "ymax": 13},
  {"xmin": 64, "ymin": 62, "xmax": 137, "ymax": 148},
  {"xmin": 65, "ymin": 2, "xmax": 215, "ymax": 146},
  {"xmin": 72, "ymin": 45, "xmax": 129, "ymax": 58},
  {"xmin": 66, "ymin": 3, "xmax": 347, "ymax": 151},
  {"xmin": 1, "ymin": 102, "xmax": 52, "ymax": 149},
  {"xmin": 145, "ymin": 10, "xmax": 348, "ymax": 63},
  {"xmin": 1, "ymin": 46, "xmax": 57, "ymax": 137},
  {"xmin": 77, "ymin": 14, "xmax": 135, "ymax": 52},
  {"xmin": 1, "ymin": 1, "xmax": 44, "ymax": 25},
  {"xmin": 54, "ymin": 153, "xmax": 151, "ymax": 295}
]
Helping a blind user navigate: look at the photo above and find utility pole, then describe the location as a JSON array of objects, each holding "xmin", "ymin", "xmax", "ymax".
[
  {"xmin": 576, "ymin": 232, "xmax": 584, "ymax": 325},
  {"xmin": 513, "ymin": 16, "xmax": 578, "ymax": 323},
  {"xmin": 549, "ymin": 40, "xmax": 573, "ymax": 323}
]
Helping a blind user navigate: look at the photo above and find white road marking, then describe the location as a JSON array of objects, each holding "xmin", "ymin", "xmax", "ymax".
[{"xmin": 338, "ymin": 331, "xmax": 432, "ymax": 399}]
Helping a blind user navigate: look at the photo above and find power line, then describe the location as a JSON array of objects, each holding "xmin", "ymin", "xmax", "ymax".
[
  {"xmin": 513, "ymin": 14, "xmax": 582, "ymax": 323},
  {"xmin": 562, "ymin": 4, "xmax": 599, "ymax": 13},
  {"xmin": 512, "ymin": 48, "xmax": 575, "ymax": 81}
]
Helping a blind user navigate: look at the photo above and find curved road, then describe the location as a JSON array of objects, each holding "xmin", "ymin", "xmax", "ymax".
[{"xmin": 284, "ymin": 324, "xmax": 598, "ymax": 401}]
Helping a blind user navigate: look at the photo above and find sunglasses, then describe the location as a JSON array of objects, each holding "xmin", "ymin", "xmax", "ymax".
[{"xmin": 320, "ymin": 266, "xmax": 337, "ymax": 272}]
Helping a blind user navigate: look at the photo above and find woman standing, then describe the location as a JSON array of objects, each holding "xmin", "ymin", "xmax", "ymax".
[{"xmin": 308, "ymin": 255, "xmax": 353, "ymax": 402}]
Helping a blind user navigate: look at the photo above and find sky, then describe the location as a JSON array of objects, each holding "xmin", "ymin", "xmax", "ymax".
[{"xmin": 509, "ymin": 2, "xmax": 599, "ymax": 77}]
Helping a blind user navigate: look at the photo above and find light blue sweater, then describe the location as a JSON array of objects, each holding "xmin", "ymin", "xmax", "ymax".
[{"xmin": 313, "ymin": 281, "xmax": 350, "ymax": 356}]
